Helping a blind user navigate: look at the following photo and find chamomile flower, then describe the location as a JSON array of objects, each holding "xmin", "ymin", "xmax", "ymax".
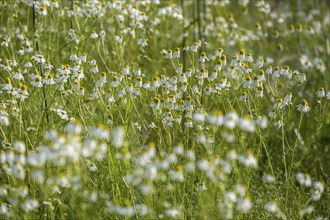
[
  {"xmin": 166, "ymin": 50, "xmax": 173, "ymax": 59},
  {"xmin": 296, "ymin": 99, "xmax": 310, "ymax": 112},
  {"xmin": 256, "ymin": 57, "xmax": 264, "ymax": 68},
  {"xmin": 190, "ymin": 42, "xmax": 199, "ymax": 52},
  {"xmin": 42, "ymin": 74, "xmax": 55, "ymax": 85},
  {"xmin": 206, "ymin": 110, "xmax": 224, "ymax": 126},
  {"xmin": 110, "ymin": 76, "xmax": 120, "ymax": 87},
  {"xmin": 239, "ymin": 92, "xmax": 248, "ymax": 102},
  {"xmin": 238, "ymin": 116, "xmax": 255, "ymax": 132},
  {"xmin": 237, "ymin": 197, "xmax": 252, "ymax": 213},
  {"xmin": 0, "ymin": 109, "xmax": 9, "ymax": 126},
  {"xmin": 215, "ymin": 59, "xmax": 223, "ymax": 71},
  {"xmin": 316, "ymin": 87, "xmax": 325, "ymax": 98},
  {"xmin": 215, "ymin": 48, "xmax": 224, "ymax": 57},
  {"xmin": 31, "ymin": 76, "xmax": 43, "ymax": 88},
  {"xmin": 265, "ymin": 65, "xmax": 273, "ymax": 74},
  {"xmin": 1, "ymin": 78, "xmax": 12, "ymax": 91},
  {"xmin": 256, "ymin": 86, "xmax": 263, "ymax": 97},
  {"xmin": 173, "ymin": 47, "xmax": 180, "ymax": 58},
  {"xmin": 176, "ymin": 64, "xmax": 183, "ymax": 74},
  {"xmin": 199, "ymin": 52, "xmax": 209, "ymax": 63},
  {"xmin": 284, "ymin": 92, "xmax": 292, "ymax": 106},
  {"xmin": 243, "ymin": 76, "xmax": 251, "ymax": 88},
  {"xmin": 220, "ymin": 55, "xmax": 227, "ymax": 66},
  {"xmin": 265, "ymin": 202, "xmax": 278, "ymax": 213},
  {"xmin": 245, "ymin": 52, "xmax": 254, "ymax": 62}
]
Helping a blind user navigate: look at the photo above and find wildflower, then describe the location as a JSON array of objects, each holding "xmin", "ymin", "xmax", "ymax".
[
  {"xmin": 166, "ymin": 50, "xmax": 173, "ymax": 59},
  {"xmin": 238, "ymin": 116, "xmax": 255, "ymax": 132},
  {"xmin": 1, "ymin": 78, "xmax": 12, "ymax": 91},
  {"xmin": 153, "ymin": 77, "xmax": 160, "ymax": 88},
  {"xmin": 18, "ymin": 46, "xmax": 25, "ymax": 55},
  {"xmin": 225, "ymin": 191, "xmax": 237, "ymax": 202},
  {"xmin": 42, "ymin": 74, "xmax": 56, "ymax": 85},
  {"xmin": 296, "ymin": 99, "xmax": 310, "ymax": 112},
  {"xmin": 224, "ymin": 112, "xmax": 239, "ymax": 129},
  {"xmin": 256, "ymin": 58, "xmax": 264, "ymax": 68},
  {"xmin": 0, "ymin": 109, "xmax": 9, "ymax": 126},
  {"xmin": 297, "ymin": 73, "xmax": 306, "ymax": 83},
  {"xmin": 206, "ymin": 110, "xmax": 224, "ymax": 126},
  {"xmin": 263, "ymin": 174, "xmax": 275, "ymax": 183},
  {"xmin": 237, "ymin": 197, "xmax": 252, "ymax": 213},
  {"xmin": 165, "ymin": 206, "xmax": 181, "ymax": 218},
  {"xmin": 239, "ymin": 92, "xmax": 248, "ymax": 102},
  {"xmin": 89, "ymin": 31, "xmax": 99, "ymax": 39},
  {"xmin": 193, "ymin": 108, "xmax": 206, "ymax": 122},
  {"xmin": 284, "ymin": 92, "xmax": 292, "ymax": 106},
  {"xmin": 256, "ymin": 86, "xmax": 263, "ymax": 97},
  {"xmin": 209, "ymin": 70, "xmax": 218, "ymax": 81},
  {"xmin": 31, "ymin": 76, "xmax": 43, "ymax": 88},
  {"xmin": 52, "ymin": 108, "xmax": 69, "ymax": 121},
  {"xmin": 274, "ymin": 98, "xmax": 284, "ymax": 109},
  {"xmin": 190, "ymin": 42, "xmax": 199, "ymax": 52},
  {"xmin": 31, "ymin": 53, "xmax": 45, "ymax": 64},
  {"xmin": 138, "ymin": 39, "xmax": 148, "ymax": 47},
  {"xmin": 299, "ymin": 205, "xmax": 315, "ymax": 217},
  {"xmin": 258, "ymin": 70, "xmax": 265, "ymax": 81},
  {"xmin": 143, "ymin": 81, "xmax": 151, "ymax": 90},
  {"xmin": 121, "ymin": 65, "xmax": 130, "ymax": 75},
  {"xmin": 110, "ymin": 76, "xmax": 120, "ymax": 87},
  {"xmin": 90, "ymin": 64, "xmax": 99, "ymax": 73},
  {"xmin": 135, "ymin": 77, "xmax": 143, "ymax": 88},
  {"xmin": 245, "ymin": 52, "xmax": 253, "ymax": 62},
  {"xmin": 78, "ymin": 53, "xmax": 87, "ymax": 63},
  {"xmin": 151, "ymin": 97, "xmax": 161, "ymax": 110},
  {"xmin": 220, "ymin": 55, "xmax": 227, "ymax": 66},
  {"xmin": 134, "ymin": 68, "xmax": 142, "ymax": 76},
  {"xmin": 273, "ymin": 67, "xmax": 280, "ymax": 77},
  {"xmin": 19, "ymin": 85, "xmax": 29, "ymax": 100},
  {"xmin": 251, "ymin": 76, "xmax": 261, "ymax": 87},
  {"xmin": 167, "ymin": 82, "xmax": 177, "ymax": 91},
  {"xmin": 185, "ymin": 68, "xmax": 192, "ymax": 77},
  {"xmin": 176, "ymin": 64, "xmax": 183, "ymax": 74},
  {"xmin": 199, "ymin": 52, "xmax": 209, "ymax": 63},
  {"xmin": 21, "ymin": 199, "xmax": 39, "ymax": 212},
  {"xmin": 43, "ymin": 61, "xmax": 54, "ymax": 70},
  {"xmin": 230, "ymin": 56, "xmax": 239, "ymax": 66},
  {"xmin": 243, "ymin": 76, "xmax": 251, "ymax": 88},
  {"xmin": 265, "ymin": 202, "xmax": 278, "ymax": 213},
  {"xmin": 256, "ymin": 115, "xmax": 268, "ymax": 128},
  {"xmin": 311, "ymin": 181, "xmax": 324, "ymax": 201},
  {"xmin": 316, "ymin": 87, "xmax": 325, "ymax": 98},
  {"xmin": 173, "ymin": 47, "xmax": 180, "ymax": 58},
  {"xmin": 148, "ymin": 122, "xmax": 157, "ymax": 129},
  {"xmin": 215, "ymin": 59, "xmax": 223, "ymax": 71},
  {"xmin": 296, "ymin": 172, "xmax": 312, "ymax": 187},
  {"xmin": 95, "ymin": 72, "xmax": 107, "ymax": 88},
  {"xmin": 111, "ymin": 127, "xmax": 124, "ymax": 148},
  {"xmin": 265, "ymin": 65, "xmax": 272, "ymax": 74},
  {"xmin": 215, "ymin": 48, "xmax": 224, "ymax": 57},
  {"xmin": 238, "ymin": 49, "xmax": 245, "ymax": 61}
]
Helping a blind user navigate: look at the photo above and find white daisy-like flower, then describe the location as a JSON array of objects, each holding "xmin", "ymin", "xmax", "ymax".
[
  {"xmin": 296, "ymin": 99, "xmax": 310, "ymax": 112},
  {"xmin": 316, "ymin": 87, "xmax": 325, "ymax": 98}
]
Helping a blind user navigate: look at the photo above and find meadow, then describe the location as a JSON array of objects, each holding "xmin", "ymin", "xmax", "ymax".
[{"xmin": 0, "ymin": 0, "xmax": 329, "ymax": 219}]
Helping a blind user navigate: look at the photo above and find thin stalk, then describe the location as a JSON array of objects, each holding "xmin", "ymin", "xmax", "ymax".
[{"xmin": 33, "ymin": 4, "xmax": 50, "ymax": 129}]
